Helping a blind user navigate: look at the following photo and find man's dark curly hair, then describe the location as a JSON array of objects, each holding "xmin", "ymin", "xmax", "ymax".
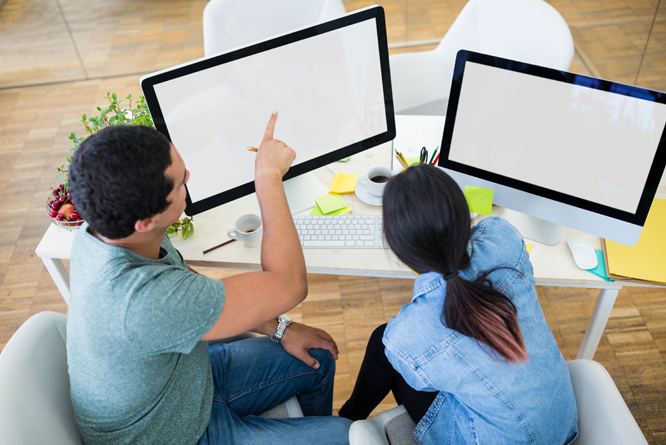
[{"xmin": 68, "ymin": 125, "xmax": 174, "ymax": 240}]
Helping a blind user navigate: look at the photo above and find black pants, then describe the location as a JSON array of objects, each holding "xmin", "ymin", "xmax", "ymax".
[{"xmin": 338, "ymin": 324, "xmax": 438, "ymax": 423}]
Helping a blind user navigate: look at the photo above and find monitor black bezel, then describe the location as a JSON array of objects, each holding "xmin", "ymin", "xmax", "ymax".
[
  {"xmin": 438, "ymin": 50, "xmax": 666, "ymax": 227},
  {"xmin": 141, "ymin": 6, "xmax": 395, "ymax": 216}
]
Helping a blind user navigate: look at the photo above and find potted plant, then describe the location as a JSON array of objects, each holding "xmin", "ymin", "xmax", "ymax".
[{"xmin": 46, "ymin": 92, "xmax": 194, "ymax": 239}]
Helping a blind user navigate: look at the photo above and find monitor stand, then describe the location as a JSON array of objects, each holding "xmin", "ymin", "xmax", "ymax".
[
  {"xmin": 501, "ymin": 209, "xmax": 562, "ymax": 246},
  {"xmin": 283, "ymin": 172, "xmax": 329, "ymax": 215}
]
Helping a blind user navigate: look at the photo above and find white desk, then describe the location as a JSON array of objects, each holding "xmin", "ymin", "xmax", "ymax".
[{"xmin": 35, "ymin": 115, "xmax": 666, "ymax": 360}]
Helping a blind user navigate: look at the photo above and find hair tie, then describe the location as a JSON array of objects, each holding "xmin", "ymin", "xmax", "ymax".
[{"xmin": 444, "ymin": 270, "xmax": 459, "ymax": 281}]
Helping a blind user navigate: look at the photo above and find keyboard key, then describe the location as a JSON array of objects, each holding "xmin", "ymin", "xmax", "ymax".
[
  {"xmin": 360, "ymin": 235, "xmax": 374, "ymax": 240},
  {"xmin": 304, "ymin": 240, "xmax": 345, "ymax": 247},
  {"xmin": 345, "ymin": 241, "xmax": 355, "ymax": 246},
  {"xmin": 364, "ymin": 241, "xmax": 374, "ymax": 247}
]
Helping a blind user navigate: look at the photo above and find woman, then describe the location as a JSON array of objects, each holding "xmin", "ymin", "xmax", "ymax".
[{"xmin": 339, "ymin": 165, "xmax": 578, "ymax": 445}]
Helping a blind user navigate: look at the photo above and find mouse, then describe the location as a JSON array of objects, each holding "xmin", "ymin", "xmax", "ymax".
[{"xmin": 566, "ymin": 237, "xmax": 598, "ymax": 270}]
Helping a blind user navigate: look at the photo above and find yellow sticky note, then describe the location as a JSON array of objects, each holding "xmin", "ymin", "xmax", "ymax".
[
  {"xmin": 314, "ymin": 194, "xmax": 348, "ymax": 214},
  {"xmin": 464, "ymin": 186, "xmax": 494, "ymax": 216},
  {"xmin": 606, "ymin": 199, "xmax": 666, "ymax": 283},
  {"xmin": 329, "ymin": 173, "xmax": 359, "ymax": 194},
  {"xmin": 526, "ymin": 243, "xmax": 532, "ymax": 253},
  {"xmin": 310, "ymin": 204, "xmax": 353, "ymax": 216}
]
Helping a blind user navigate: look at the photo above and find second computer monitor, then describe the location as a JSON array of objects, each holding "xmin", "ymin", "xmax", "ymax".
[{"xmin": 439, "ymin": 50, "xmax": 666, "ymax": 246}]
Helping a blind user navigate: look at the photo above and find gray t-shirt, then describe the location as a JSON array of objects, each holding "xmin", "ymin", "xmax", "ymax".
[{"xmin": 67, "ymin": 224, "xmax": 225, "ymax": 445}]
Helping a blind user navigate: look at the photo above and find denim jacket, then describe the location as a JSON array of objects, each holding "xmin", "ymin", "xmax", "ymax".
[{"xmin": 383, "ymin": 217, "xmax": 578, "ymax": 445}]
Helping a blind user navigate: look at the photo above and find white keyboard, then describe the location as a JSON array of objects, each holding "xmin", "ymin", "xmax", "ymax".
[{"xmin": 294, "ymin": 215, "xmax": 384, "ymax": 248}]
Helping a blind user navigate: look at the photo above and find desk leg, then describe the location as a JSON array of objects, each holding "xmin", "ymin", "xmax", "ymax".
[
  {"xmin": 576, "ymin": 288, "xmax": 620, "ymax": 360},
  {"xmin": 42, "ymin": 257, "xmax": 71, "ymax": 305}
]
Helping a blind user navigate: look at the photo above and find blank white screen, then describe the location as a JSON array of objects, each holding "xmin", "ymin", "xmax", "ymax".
[
  {"xmin": 449, "ymin": 62, "xmax": 666, "ymax": 214},
  {"xmin": 153, "ymin": 18, "xmax": 387, "ymax": 203}
]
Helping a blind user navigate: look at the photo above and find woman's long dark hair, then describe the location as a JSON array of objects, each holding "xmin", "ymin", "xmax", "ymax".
[{"xmin": 382, "ymin": 164, "xmax": 528, "ymax": 363}]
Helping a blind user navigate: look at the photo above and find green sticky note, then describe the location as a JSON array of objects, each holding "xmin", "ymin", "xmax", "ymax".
[
  {"xmin": 585, "ymin": 250, "xmax": 614, "ymax": 282},
  {"xmin": 400, "ymin": 156, "xmax": 421, "ymax": 171},
  {"xmin": 464, "ymin": 186, "xmax": 494, "ymax": 216},
  {"xmin": 314, "ymin": 194, "xmax": 348, "ymax": 214},
  {"xmin": 310, "ymin": 204, "xmax": 353, "ymax": 216},
  {"xmin": 337, "ymin": 156, "xmax": 351, "ymax": 162}
]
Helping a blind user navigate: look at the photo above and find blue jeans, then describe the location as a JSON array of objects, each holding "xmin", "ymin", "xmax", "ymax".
[{"xmin": 197, "ymin": 337, "xmax": 352, "ymax": 445}]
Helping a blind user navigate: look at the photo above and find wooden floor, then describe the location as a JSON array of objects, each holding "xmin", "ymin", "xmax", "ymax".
[{"xmin": 1, "ymin": 0, "xmax": 666, "ymax": 443}]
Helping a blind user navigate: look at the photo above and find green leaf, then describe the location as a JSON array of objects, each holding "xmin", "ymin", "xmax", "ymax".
[
  {"xmin": 112, "ymin": 93, "xmax": 117, "ymax": 100},
  {"xmin": 166, "ymin": 227, "xmax": 176, "ymax": 235}
]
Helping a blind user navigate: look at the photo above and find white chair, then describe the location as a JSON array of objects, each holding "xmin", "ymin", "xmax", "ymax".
[
  {"xmin": 203, "ymin": 0, "xmax": 347, "ymax": 57},
  {"xmin": 349, "ymin": 359, "xmax": 648, "ymax": 445},
  {"xmin": 0, "ymin": 312, "xmax": 303, "ymax": 445},
  {"xmin": 390, "ymin": 0, "xmax": 574, "ymax": 115}
]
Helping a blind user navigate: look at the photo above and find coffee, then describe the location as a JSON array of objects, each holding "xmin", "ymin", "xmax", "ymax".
[
  {"xmin": 370, "ymin": 175, "xmax": 389, "ymax": 183},
  {"xmin": 243, "ymin": 229, "xmax": 256, "ymax": 233}
]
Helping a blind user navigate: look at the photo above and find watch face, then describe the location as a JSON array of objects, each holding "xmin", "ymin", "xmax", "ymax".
[{"xmin": 280, "ymin": 314, "xmax": 292, "ymax": 323}]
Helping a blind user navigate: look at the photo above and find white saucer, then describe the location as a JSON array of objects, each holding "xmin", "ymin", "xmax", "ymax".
[{"xmin": 354, "ymin": 175, "xmax": 383, "ymax": 206}]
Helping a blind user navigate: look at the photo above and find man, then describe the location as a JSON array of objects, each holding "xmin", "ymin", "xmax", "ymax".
[{"xmin": 66, "ymin": 112, "xmax": 352, "ymax": 444}]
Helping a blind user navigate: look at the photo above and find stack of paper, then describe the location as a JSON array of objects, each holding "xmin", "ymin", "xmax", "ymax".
[{"xmin": 605, "ymin": 199, "xmax": 666, "ymax": 284}]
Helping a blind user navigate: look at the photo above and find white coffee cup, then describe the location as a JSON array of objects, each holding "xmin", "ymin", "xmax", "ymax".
[
  {"xmin": 227, "ymin": 214, "xmax": 263, "ymax": 248},
  {"xmin": 365, "ymin": 166, "xmax": 395, "ymax": 196}
]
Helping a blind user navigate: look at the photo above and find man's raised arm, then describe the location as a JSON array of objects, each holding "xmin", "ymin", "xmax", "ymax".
[{"xmin": 201, "ymin": 112, "xmax": 307, "ymax": 340}]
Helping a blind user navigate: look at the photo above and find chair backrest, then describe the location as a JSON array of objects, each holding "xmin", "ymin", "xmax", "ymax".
[
  {"xmin": 203, "ymin": 0, "xmax": 347, "ymax": 57},
  {"xmin": 567, "ymin": 359, "xmax": 648, "ymax": 445},
  {"xmin": 437, "ymin": 0, "xmax": 573, "ymax": 68},
  {"xmin": 390, "ymin": 0, "xmax": 574, "ymax": 113},
  {"xmin": 0, "ymin": 312, "xmax": 82, "ymax": 445}
]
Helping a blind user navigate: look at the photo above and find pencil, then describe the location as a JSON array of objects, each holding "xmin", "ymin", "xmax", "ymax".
[
  {"xmin": 429, "ymin": 148, "xmax": 438, "ymax": 164},
  {"xmin": 395, "ymin": 148, "xmax": 408, "ymax": 165},
  {"xmin": 433, "ymin": 153, "xmax": 440, "ymax": 165},
  {"xmin": 247, "ymin": 146, "xmax": 258, "ymax": 152},
  {"xmin": 203, "ymin": 238, "xmax": 237, "ymax": 254},
  {"xmin": 395, "ymin": 154, "xmax": 409, "ymax": 169}
]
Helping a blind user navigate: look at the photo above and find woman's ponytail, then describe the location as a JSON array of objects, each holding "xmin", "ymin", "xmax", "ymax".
[{"xmin": 444, "ymin": 272, "xmax": 527, "ymax": 363}]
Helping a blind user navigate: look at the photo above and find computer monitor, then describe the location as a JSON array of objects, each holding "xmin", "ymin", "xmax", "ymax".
[
  {"xmin": 438, "ymin": 50, "xmax": 666, "ymax": 246},
  {"xmin": 141, "ymin": 6, "xmax": 394, "ymax": 216}
]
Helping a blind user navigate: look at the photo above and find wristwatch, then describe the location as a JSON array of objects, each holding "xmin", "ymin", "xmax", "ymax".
[{"xmin": 271, "ymin": 314, "xmax": 292, "ymax": 343}]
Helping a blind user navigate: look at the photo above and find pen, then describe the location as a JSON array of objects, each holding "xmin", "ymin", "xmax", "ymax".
[
  {"xmin": 203, "ymin": 238, "xmax": 237, "ymax": 254},
  {"xmin": 247, "ymin": 146, "xmax": 258, "ymax": 152},
  {"xmin": 395, "ymin": 154, "xmax": 409, "ymax": 169},
  {"xmin": 429, "ymin": 147, "xmax": 438, "ymax": 164},
  {"xmin": 396, "ymin": 149, "xmax": 408, "ymax": 165}
]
